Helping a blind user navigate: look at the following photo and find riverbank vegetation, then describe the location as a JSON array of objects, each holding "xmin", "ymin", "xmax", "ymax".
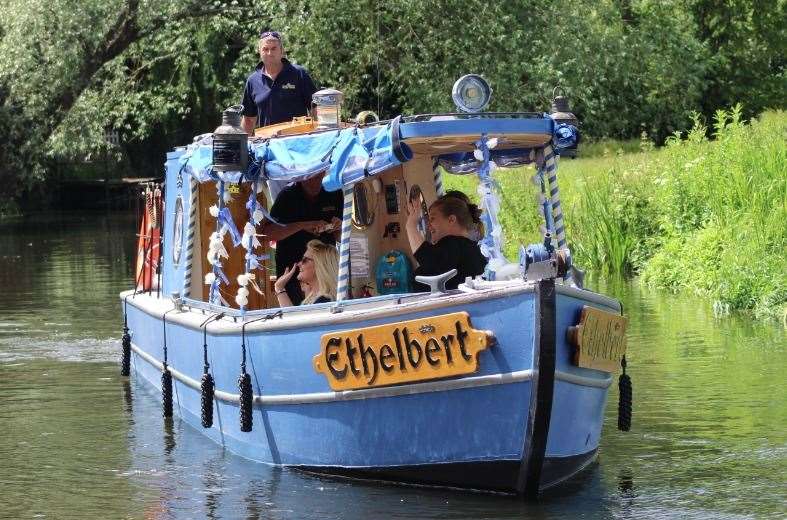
[{"xmin": 446, "ymin": 108, "xmax": 787, "ymax": 322}]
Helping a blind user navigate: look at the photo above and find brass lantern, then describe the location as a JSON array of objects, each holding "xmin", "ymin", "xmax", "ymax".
[
  {"xmin": 213, "ymin": 105, "xmax": 248, "ymax": 172},
  {"xmin": 312, "ymin": 88, "xmax": 344, "ymax": 129},
  {"xmin": 549, "ymin": 87, "xmax": 579, "ymax": 158}
]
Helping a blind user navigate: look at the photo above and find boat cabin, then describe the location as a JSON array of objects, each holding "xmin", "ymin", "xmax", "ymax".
[{"xmin": 144, "ymin": 76, "xmax": 578, "ymax": 314}]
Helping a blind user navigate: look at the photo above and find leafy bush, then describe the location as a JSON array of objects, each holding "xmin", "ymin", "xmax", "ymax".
[
  {"xmin": 642, "ymin": 107, "xmax": 786, "ymax": 320},
  {"xmin": 444, "ymin": 108, "xmax": 786, "ymax": 322}
]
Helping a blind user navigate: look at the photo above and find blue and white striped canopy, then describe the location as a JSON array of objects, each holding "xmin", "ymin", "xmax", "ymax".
[
  {"xmin": 175, "ymin": 114, "xmax": 577, "ymax": 193},
  {"xmin": 177, "ymin": 120, "xmax": 411, "ymax": 192}
]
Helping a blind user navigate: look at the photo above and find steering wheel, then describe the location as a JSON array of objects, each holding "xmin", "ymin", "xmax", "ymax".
[{"xmin": 408, "ymin": 184, "xmax": 431, "ymax": 243}]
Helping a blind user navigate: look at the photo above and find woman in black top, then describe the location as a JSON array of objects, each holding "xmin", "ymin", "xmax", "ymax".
[{"xmin": 405, "ymin": 194, "xmax": 487, "ymax": 291}]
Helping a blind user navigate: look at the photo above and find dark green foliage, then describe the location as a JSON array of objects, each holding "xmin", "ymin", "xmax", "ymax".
[
  {"xmin": 691, "ymin": 0, "xmax": 786, "ymax": 123},
  {"xmin": 0, "ymin": 0, "xmax": 783, "ymax": 211}
]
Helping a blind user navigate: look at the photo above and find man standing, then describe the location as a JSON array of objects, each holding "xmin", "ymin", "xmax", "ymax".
[
  {"xmin": 241, "ymin": 30, "xmax": 317, "ymax": 135},
  {"xmin": 241, "ymin": 30, "xmax": 335, "ymax": 305}
]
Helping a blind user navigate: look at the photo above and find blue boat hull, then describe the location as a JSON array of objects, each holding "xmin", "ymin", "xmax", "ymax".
[{"xmin": 122, "ymin": 283, "xmax": 615, "ymax": 493}]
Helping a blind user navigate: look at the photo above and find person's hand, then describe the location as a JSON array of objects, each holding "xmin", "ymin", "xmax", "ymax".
[
  {"xmin": 299, "ymin": 220, "xmax": 328, "ymax": 234},
  {"xmin": 330, "ymin": 216, "xmax": 341, "ymax": 231},
  {"xmin": 406, "ymin": 198, "xmax": 420, "ymax": 228},
  {"xmin": 274, "ymin": 264, "xmax": 298, "ymax": 293}
]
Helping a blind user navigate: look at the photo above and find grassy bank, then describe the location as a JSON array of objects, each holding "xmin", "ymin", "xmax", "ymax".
[{"xmin": 445, "ymin": 108, "xmax": 786, "ymax": 322}]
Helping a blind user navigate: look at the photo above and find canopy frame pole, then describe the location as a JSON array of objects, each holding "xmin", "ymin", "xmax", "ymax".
[
  {"xmin": 182, "ymin": 174, "xmax": 198, "ymax": 298},
  {"xmin": 542, "ymin": 145, "xmax": 567, "ymax": 251},
  {"xmin": 533, "ymin": 149, "xmax": 556, "ymax": 237},
  {"xmin": 475, "ymin": 133, "xmax": 506, "ymax": 278},
  {"xmin": 335, "ymin": 185, "xmax": 355, "ymax": 303},
  {"xmin": 433, "ymin": 164, "xmax": 445, "ymax": 197}
]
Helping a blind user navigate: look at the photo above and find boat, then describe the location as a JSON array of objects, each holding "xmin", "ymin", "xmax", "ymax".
[{"xmin": 120, "ymin": 75, "xmax": 630, "ymax": 497}]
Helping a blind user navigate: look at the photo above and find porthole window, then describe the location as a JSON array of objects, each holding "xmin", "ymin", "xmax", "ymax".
[{"xmin": 172, "ymin": 196, "xmax": 184, "ymax": 266}]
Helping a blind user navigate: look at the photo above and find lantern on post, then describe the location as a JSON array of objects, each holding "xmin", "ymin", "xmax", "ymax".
[
  {"xmin": 312, "ymin": 88, "xmax": 344, "ymax": 129},
  {"xmin": 213, "ymin": 105, "xmax": 248, "ymax": 172},
  {"xmin": 549, "ymin": 87, "xmax": 579, "ymax": 158}
]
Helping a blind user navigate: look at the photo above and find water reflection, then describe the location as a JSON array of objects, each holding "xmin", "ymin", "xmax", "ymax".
[{"xmin": 0, "ymin": 212, "xmax": 785, "ymax": 519}]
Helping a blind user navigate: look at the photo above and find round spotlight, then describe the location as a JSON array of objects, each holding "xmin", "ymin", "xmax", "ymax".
[{"xmin": 451, "ymin": 74, "xmax": 492, "ymax": 113}]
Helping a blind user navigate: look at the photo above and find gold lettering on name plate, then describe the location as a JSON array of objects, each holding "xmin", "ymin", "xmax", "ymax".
[
  {"xmin": 567, "ymin": 306, "xmax": 628, "ymax": 372},
  {"xmin": 313, "ymin": 312, "xmax": 496, "ymax": 391}
]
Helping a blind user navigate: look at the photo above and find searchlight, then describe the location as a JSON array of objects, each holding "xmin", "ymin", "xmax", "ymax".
[{"xmin": 451, "ymin": 74, "xmax": 492, "ymax": 113}]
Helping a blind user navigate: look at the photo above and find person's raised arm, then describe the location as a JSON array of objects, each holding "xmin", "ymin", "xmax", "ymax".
[
  {"xmin": 274, "ymin": 265, "xmax": 297, "ymax": 307},
  {"xmin": 241, "ymin": 78, "xmax": 257, "ymax": 135},
  {"xmin": 405, "ymin": 199, "xmax": 425, "ymax": 254}
]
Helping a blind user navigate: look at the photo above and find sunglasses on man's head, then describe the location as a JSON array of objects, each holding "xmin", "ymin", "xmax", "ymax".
[{"xmin": 260, "ymin": 31, "xmax": 281, "ymax": 40}]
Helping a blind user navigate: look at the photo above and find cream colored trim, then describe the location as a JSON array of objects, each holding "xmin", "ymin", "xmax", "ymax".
[{"xmin": 131, "ymin": 343, "xmax": 611, "ymax": 406}]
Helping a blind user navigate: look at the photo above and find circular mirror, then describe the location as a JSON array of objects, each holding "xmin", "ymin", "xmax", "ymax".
[
  {"xmin": 408, "ymin": 184, "xmax": 431, "ymax": 243},
  {"xmin": 352, "ymin": 183, "xmax": 375, "ymax": 229}
]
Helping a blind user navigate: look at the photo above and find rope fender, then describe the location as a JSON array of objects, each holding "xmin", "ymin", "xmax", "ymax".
[
  {"xmin": 618, "ymin": 356, "xmax": 632, "ymax": 431},
  {"xmin": 120, "ymin": 297, "xmax": 131, "ymax": 377},
  {"xmin": 199, "ymin": 312, "xmax": 224, "ymax": 428},
  {"xmin": 161, "ymin": 309, "xmax": 177, "ymax": 418},
  {"xmin": 238, "ymin": 317, "xmax": 256, "ymax": 432},
  {"xmin": 237, "ymin": 311, "xmax": 283, "ymax": 432}
]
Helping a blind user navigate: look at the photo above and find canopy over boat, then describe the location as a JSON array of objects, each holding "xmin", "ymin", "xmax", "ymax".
[
  {"xmin": 176, "ymin": 112, "xmax": 577, "ymax": 190},
  {"xmin": 150, "ymin": 75, "xmax": 583, "ymax": 312}
]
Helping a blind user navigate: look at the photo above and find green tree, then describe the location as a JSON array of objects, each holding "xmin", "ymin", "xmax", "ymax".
[
  {"xmin": 691, "ymin": 0, "xmax": 786, "ymax": 122},
  {"xmin": 0, "ymin": 0, "xmax": 782, "ymax": 209},
  {"xmin": 0, "ymin": 0, "xmax": 255, "ymax": 202}
]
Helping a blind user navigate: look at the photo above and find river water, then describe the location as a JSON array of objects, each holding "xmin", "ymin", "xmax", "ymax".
[{"xmin": 0, "ymin": 211, "xmax": 785, "ymax": 520}]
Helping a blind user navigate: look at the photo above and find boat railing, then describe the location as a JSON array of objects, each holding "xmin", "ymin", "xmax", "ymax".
[
  {"xmin": 173, "ymin": 284, "xmax": 481, "ymax": 321},
  {"xmin": 403, "ymin": 112, "xmax": 546, "ymax": 123},
  {"xmin": 245, "ymin": 112, "xmax": 550, "ymax": 140}
]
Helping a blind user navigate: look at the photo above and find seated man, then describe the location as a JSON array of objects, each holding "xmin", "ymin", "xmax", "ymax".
[{"xmin": 405, "ymin": 193, "xmax": 487, "ymax": 291}]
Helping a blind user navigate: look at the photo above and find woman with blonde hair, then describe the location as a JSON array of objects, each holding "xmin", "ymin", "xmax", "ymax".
[{"xmin": 274, "ymin": 239, "xmax": 338, "ymax": 306}]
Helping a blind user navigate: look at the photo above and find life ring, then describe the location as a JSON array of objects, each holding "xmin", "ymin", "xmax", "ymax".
[{"xmin": 135, "ymin": 185, "xmax": 163, "ymax": 291}]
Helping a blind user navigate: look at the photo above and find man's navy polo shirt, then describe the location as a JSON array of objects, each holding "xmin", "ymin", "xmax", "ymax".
[{"xmin": 241, "ymin": 59, "xmax": 317, "ymax": 127}]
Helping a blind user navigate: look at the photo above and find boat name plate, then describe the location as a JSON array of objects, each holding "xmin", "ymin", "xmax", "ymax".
[
  {"xmin": 314, "ymin": 311, "xmax": 495, "ymax": 390},
  {"xmin": 567, "ymin": 306, "xmax": 627, "ymax": 372}
]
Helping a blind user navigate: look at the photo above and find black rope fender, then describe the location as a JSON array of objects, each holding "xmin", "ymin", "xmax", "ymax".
[
  {"xmin": 161, "ymin": 308, "xmax": 177, "ymax": 418},
  {"xmin": 238, "ymin": 311, "xmax": 283, "ymax": 433},
  {"xmin": 120, "ymin": 296, "xmax": 131, "ymax": 376},
  {"xmin": 199, "ymin": 312, "xmax": 225, "ymax": 429},
  {"xmin": 618, "ymin": 355, "xmax": 632, "ymax": 432},
  {"xmin": 238, "ymin": 320, "xmax": 255, "ymax": 433}
]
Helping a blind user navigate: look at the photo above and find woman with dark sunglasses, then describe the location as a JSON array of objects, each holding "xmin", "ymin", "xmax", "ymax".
[{"xmin": 274, "ymin": 240, "xmax": 338, "ymax": 306}]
